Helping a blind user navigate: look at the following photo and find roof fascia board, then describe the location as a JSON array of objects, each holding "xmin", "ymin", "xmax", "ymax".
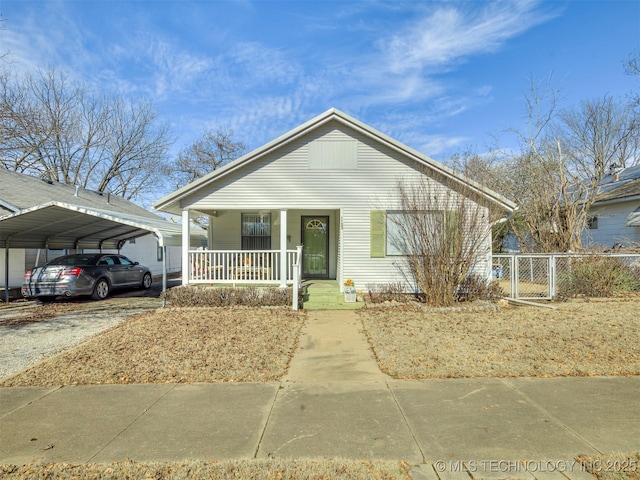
[
  {"xmin": 153, "ymin": 110, "xmax": 338, "ymax": 212},
  {"xmin": 329, "ymin": 113, "xmax": 516, "ymax": 212},
  {"xmin": 0, "ymin": 199, "xmax": 20, "ymax": 214},
  {"xmin": 154, "ymin": 108, "xmax": 516, "ymax": 213},
  {"xmin": 591, "ymin": 194, "xmax": 640, "ymax": 207}
]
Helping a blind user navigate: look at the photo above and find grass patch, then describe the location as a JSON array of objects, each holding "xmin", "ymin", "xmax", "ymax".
[
  {"xmin": 1, "ymin": 308, "xmax": 305, "ymax": 386},
  {"xmin": 577, "ymin": 452, "xmax": 640, "ymax": 480},
  {"xmin": 0, "ymin": 458, "xmax": 410, "ymax": 479},
  {"xmin": 360, "ymin": 300, "xmax": 640, "ymax": 378}
]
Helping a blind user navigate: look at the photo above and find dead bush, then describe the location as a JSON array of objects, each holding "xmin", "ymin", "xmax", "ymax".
[
  {"xmin": 166, "ymin": 285, "xmax": 302, "ymax": 308},
  {"xmin": 365, "ymin": 282, "xmax": 410, "ymax": 304},
  {"xmin": 557, "ymin": 256, "xmax": 640, "ymax": 297},
  {"xmin": 456, "ymin": 275, "xmax": 504, "ymax": 302}
]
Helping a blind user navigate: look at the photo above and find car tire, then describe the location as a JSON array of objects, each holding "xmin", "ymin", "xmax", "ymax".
[
  {"xmin": 91, "ymin": 278, "xmax": 110, "ymax": 300},
  {"xmin": 37, "ymin": 296, "xmax": 57, "ymax": 303},
  {"xmin": 142, "ymin": 272, "xmax": 152, "ymax": 289}
]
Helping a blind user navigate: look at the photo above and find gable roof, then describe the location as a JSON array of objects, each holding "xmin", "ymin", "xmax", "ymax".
[
  {"xmin": 0, "ymin": 168, "xmax": 160, "ymax": 220},
  {"xmin": 593, "ymin": 164, "xmax": 640, "ymax": 204},
  {"xmin": 153, "ymin": 108, "xmax": 517, "ymax": 215}
]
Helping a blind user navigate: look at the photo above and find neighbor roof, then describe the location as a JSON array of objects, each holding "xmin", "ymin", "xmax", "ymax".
[
  {"xmin": 0, "ymin": 168, "xmax": 160, "ymax": 220},
  {"xmin": 153, "ymin": 108, "xmax": 517, "ymax": 215},
  {"xmin": 593, "ymin": 164, "xmax": 640, "ymax": 204},
  {"xmin": 0, "ymin": 169, "xmax": 206, "ymax": 249}
]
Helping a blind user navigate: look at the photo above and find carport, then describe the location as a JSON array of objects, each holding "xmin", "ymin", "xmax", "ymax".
[{"xmin": 0, "ymin": 201, "xmax": 206, "ymax": 302}]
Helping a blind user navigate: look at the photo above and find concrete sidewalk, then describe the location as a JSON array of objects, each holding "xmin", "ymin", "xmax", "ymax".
[{"xmin": 1, "ymin": 310, "xmax": 638, "ymax": 478}]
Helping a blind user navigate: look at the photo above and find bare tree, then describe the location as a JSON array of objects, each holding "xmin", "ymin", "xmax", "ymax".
[
  {"xmin": 625, "ymin": 49, "xmax": 640, "ymax": 109},
  {"xmin": 559, "ymin": 95, "xmax": 639, "ymax": 177},
  {"xmin": 386, "ymin": 171, "xmax": 494, "ymax": 306},
  {"xmin": 168, "ymin": 128, "xmax": 247, "ymax": 189},
  {"xmin": 486, "ymin": 79, "xmax": 639, "ymax": 253},
  {"xmin": 0, "ymin": 67, "xmax": 172, "ymax": 200}
]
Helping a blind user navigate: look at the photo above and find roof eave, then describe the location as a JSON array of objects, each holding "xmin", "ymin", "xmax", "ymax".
[{"xmin": 153, "ymin": 108, "xmax": 517, "ymax": 214}]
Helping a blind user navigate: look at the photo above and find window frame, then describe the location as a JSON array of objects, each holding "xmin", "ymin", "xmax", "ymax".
[
  {"xmin": 385, "ymin": 209, "xmax": 446, "ymax": 256},
  {"xmin": 241, "ymin": 213, "xmax": 272, "ymax": 250}
]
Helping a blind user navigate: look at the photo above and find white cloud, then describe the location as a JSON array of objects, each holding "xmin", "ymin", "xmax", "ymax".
[{"xmin": 379, "ymin": 1, "xmax": 554, "ymax": 74}]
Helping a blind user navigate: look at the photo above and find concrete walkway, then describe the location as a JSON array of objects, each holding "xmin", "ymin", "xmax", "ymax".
[
  {"xmin": 284, "ymin": 310, "xmax": 386, "ymax": 382},
  {"xmin": 1, "ymin": 310, "xmax": 639, "ymax": 479}
]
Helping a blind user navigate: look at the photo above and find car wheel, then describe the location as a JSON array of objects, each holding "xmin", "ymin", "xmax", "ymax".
[
  {"xmin": 37, "ymin": 296, "xmax": 57, "ymax": 303},
  {"xmin": 142, "ymin": 272, "xmax": 152, "ymax": 289},
  {"xmin": 91, "ymin": 278, "xmax": 110, "ymax": 300}
]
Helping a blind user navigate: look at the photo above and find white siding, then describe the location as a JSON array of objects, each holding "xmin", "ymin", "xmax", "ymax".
[
  {"xmin": 1, "ymin": 249, "xmax": 26, "ymax": 287},
  {"xmin": 183, "ymin": 120, "xmax": 491, "ymax": 291},
  {"xmin": 309, "ymin": 139, "xmax": 357, "ymax": 170},
  {"xmin": 583, "ymin": 200, "xmax": 640, "ymax": 249},
  {"xmin": 85, "ymin": 235, "xmax": 182, "ymax": 276},
  {"xmin": 120, "ymin": 235, "xmax": 182, "ymax": 276}
]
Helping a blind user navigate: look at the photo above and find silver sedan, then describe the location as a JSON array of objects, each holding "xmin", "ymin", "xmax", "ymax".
[{"xmin": 22, "ymin": 253, "xmax": 152, "ymax": 301}]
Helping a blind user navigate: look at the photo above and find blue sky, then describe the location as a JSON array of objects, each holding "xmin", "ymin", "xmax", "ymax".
[{"xmin": 2, "ymin": 0, "xmax": 639, "ymax": 166}]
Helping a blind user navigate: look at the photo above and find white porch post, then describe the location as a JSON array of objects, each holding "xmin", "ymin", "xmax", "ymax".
[
  {"xmin": 280, "ymin": 209, "xmax": 287, "ymax": 288},
  {"xmin": 181, "ymin": 209, "xmax": 190, "ymax": 286}
]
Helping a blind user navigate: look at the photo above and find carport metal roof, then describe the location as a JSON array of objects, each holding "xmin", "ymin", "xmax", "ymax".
[
  {"xmin": 0, "ymin": 201, "xmax": 206, "ymax": 249},
  {"xmin": 1, "ymin": 201, "xmax": 207, "ymax": 302}
]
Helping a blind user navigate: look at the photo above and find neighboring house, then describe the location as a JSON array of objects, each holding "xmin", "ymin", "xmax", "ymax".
[
  {"xmin": 153, "ymin": 108, "xmax": 516, "ymax": 292},
  {"xmin": 582, "ymin": 164, "xmax": 640, "ymax": 249},
  {"xmin": 0, "ymin": 169, "xmax": 197, "ymax": 288}
]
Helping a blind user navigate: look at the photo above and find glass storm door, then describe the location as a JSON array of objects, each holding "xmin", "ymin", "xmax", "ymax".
[{"xmin": 301, "ymin": 216, "xmax": 329, "ymax": 278}]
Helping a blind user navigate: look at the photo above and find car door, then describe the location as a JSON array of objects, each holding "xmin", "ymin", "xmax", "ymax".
[
  {"xmin": 116, "ymin": 256, "xmax": 142, "ymax": 285},
  {"xmin": 98, "ymin": 255, "xmax": 128, "ymax": 287}
]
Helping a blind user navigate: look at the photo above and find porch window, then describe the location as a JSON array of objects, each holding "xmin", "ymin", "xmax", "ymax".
[{"xmin": 241, "ymin": 213, "xmax": 271, "ymax": 250}]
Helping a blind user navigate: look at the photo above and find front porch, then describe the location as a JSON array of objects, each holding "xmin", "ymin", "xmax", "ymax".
[
  {"xmin": 189, "ymin": 248, "xmax": 302, "ymax": 286},
  {"xmin": 181, "ymin": 208, "xmax": 340, "ymax": 288}
]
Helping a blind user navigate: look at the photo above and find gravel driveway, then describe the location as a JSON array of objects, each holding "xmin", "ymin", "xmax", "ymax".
[{"xmin": 0, "ymin": 294, "xmax": 164, "ymax": 380}]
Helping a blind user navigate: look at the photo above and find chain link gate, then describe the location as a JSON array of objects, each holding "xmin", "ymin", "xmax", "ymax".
[{"xmin": 493, "ymin": 255, "xmax": 552, "ymax": 300}]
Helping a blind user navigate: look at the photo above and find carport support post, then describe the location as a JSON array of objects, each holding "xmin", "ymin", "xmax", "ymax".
[
  {"xmin": 182, "ymin": 209, "xmax": 190, "ymax": 286},
  {"xmin": 280, "ymin": 209, "xmax": 287, "ymax": 288},
  {"xmin": 3, "ymin": 245, "xmax": 9, "ymax": 303}
]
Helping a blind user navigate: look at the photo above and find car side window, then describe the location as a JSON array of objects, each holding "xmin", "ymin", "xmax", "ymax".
[
  {"xmin": 98, "ymin": 257, "xmax": 116, "ymax": 266},
  {"xmin": 118, "ymin": 257, "xmax": 133, "ymax": 266}
]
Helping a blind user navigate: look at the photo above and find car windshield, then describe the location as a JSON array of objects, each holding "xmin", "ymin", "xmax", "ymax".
[{"xmin": 48, "ymin": 255, "xmax": 96, "ymax": 266}]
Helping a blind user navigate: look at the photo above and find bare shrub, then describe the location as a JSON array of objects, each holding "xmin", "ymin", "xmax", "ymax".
[
  {"xmin": 365, "ymin": 282, "xmax": 408, "ymax": 304},
  {"xmin": 387, "ymin": 172, "xmax": 496, "ymax": 306},
  {"xmin": 166, "ymin": 285, "xmax": 301, "ymax": 308},
  {"xmin": 557, "ymin": 256, "xmax": 640, "ymax": 297},
  {"xmin": 456, "ymin": 275, "xmax": 504, "ymax": 302}
]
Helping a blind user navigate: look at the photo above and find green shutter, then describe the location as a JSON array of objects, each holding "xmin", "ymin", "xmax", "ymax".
[
  {"xmin": 370, "ymin": 210, "xmax": 386, "ymax": 258},
  {"xmin": 446, "ymin": 210, "xmax": 460, "ymax": 257}
]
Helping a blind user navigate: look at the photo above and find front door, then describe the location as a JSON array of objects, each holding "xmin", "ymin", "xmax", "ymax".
[{"xmin": 301, "ymin": 216, "xmax": 329, "ymax": 278}]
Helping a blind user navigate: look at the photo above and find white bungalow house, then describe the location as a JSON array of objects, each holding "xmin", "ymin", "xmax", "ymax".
[
  {"xmin": 582, "ymin": 164, "xmax": 640, "ymax": 249},
  {"xmin": 153, "ymin": 108, "xmax": 516, "ymax": 292}
]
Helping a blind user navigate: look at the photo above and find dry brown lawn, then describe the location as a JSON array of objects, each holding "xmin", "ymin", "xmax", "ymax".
[
  {"xmin": 360, "ymin": 300, "xmax": 640, "ymax": 378},
  {"xmin": 0, "ymin": 458, "xmax": 410, "ymax": 480},
  {"xmin": 1, "ymin": 307, "xmax": 304, "ymax": 386},
  {"xmin": 578, "ymin": 452, "xmax": 640, "ymax": 480}
]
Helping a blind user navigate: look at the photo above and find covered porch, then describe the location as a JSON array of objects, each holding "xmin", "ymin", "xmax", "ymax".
[{"xmin": 181, "ymin": 208, "xmax": 340, "ymax": 287}]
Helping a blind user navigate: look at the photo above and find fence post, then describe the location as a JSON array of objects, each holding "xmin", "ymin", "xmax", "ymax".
[
  {"xmin": 292, "ymin": 262, "xmax": 299, "ymax": 311},
  {"xmin": 512, "ymin": 255, "xmax": 519, "ymax": 299},
  {"xmin": 550, "ymin": 255, "xmax": 556, "ymax": 298}
]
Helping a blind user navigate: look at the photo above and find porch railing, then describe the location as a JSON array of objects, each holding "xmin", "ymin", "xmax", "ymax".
[{"xmin": 189, "ymin": 248, "xmax": 302, "ymax": 285}]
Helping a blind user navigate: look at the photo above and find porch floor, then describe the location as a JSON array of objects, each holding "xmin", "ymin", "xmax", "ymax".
[{"xmin": 302, "ymin": 280, "xmax": 364, "ymax": 310}]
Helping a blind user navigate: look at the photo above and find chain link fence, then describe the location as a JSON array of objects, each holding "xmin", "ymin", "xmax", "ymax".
[{"xmin": 492, "ymin": 254, "xmax": 640, "ymax": 300}]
